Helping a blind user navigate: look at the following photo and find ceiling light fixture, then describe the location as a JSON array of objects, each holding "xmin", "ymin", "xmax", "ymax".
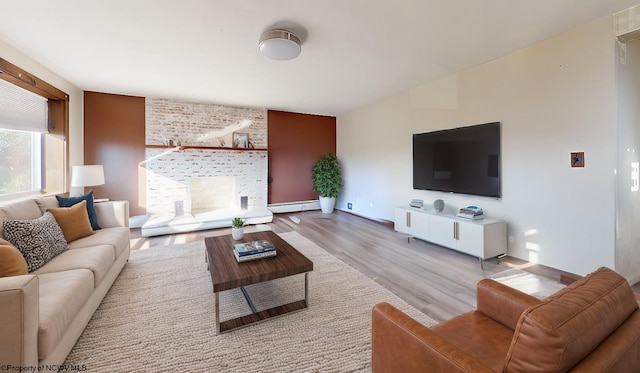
[{"xmin": 259, "ymin": 29, "xmax": 301, "ymax": 61}]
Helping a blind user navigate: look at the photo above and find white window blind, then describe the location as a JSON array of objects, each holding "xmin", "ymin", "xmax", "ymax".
[{"xmin": 0, "ymin": 78, "xmax": 48, "ymax": 133}]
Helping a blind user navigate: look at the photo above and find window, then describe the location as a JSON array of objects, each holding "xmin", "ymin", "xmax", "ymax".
[
  {"xmin": 0, "ymin": 129, "xmax": 41, "ymax": 195},
  {"xmin": 0, "ymin": 57, "xmax": 68, "ymax": 198}
]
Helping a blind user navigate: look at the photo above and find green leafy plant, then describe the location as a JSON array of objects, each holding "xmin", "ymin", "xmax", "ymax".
[
  {"xmin": 231, "ymin": 217, "xmax": 244, "ymax": 228},
  {"xmin": 312, "ymin": 154, "xmax": 343, "ymax": 198}
]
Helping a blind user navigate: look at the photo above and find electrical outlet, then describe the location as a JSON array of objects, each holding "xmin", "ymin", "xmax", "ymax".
[{"xmin": 347, "ymin": 203, "xmax": 353, "ymax": 210}]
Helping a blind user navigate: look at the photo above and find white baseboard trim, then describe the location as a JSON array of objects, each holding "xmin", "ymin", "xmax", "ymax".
[{"xmin": 268, "ymin": 200, "xmax": 320, "ymax": 213}]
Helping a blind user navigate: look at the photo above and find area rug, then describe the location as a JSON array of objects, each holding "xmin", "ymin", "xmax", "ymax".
[
  {"xmin": 64, "ymin": 231, "xmax": 437, "ymax": 372},
  {"xmin": 489, "ymin": 268, "xmax": 566, "ymax": 299}
]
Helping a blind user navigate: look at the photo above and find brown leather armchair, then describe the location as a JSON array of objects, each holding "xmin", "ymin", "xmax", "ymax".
[{"xmin": 372, "ymin": 267, "xmax": 640, "ymax": 372}]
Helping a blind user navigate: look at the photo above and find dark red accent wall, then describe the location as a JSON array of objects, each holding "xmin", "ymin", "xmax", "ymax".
[
  {"xmin": 268, "ymin": 110, "xmax": 336, "ymax": 204},
  {"xmin": 84, "ymin": 91, "xmax": 146, "ymax": 216}
]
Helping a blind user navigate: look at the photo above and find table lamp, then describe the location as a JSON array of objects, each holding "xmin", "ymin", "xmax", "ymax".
[{"xmin": 71, "ymin": 165, "xmax": 105, "ymax": 195}]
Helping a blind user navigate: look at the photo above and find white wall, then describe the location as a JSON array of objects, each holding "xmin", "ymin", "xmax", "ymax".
[
  {"xmin": 0, "ymin": 39, "xmax": 84, "ymax": 185},
  {"xmin": 337, "ymin": 17, "xmax": 618, "ymax": 276},
  {"xmin": 615, "ymin": 39, "xmax": 640, "ymax": 284}
]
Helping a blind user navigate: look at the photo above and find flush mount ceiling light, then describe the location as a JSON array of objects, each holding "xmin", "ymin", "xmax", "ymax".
[{"xmin": 259, "ymin": 29, "xmax": 301, "ymax": 60}]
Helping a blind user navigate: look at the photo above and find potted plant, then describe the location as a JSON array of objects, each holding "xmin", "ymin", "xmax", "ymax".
[
  {"xmin": 312, "ymin": 153, "xmax": 343, "ymax": 214},
  {"xmin": 231, "ymin": 217, "xmax": 244, "ymax": 240}
]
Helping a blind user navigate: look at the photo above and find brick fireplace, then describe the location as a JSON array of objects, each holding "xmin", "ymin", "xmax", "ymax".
[
  {"xmin": 143, "ymin": 147, "xmax": 267, "ymax": 215},
  {"xmin": 140, "ymin": 98, "xmax": 271, "ymax": 236}
]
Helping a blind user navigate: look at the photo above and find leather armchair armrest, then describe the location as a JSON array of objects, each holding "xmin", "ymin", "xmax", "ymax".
[
  {"xmin": 476, "ymin": 279, "xmax": 541, "ymax": 330},
  {"xmin": 372, "ymin": 302, "xmax": 495, "ymax": 373},
  {"xmin": 0, "ymin": 275, "xmax": 39, "ymax": 367}
]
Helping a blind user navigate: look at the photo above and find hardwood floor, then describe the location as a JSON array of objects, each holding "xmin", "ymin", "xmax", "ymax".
[{"xmin": 130, "ymin": 210, "xmax": 588, "ymax": 322}]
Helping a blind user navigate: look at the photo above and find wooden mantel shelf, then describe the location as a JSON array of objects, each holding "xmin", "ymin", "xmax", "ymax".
[{"xmin": 145, "ymin": 144, "xmax": 267, "ymax": 151}]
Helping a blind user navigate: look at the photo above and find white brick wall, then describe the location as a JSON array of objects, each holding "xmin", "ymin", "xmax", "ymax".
[
  {"xmin": 144, "ymin": 98, "xmax": 268, "ymax": 215},
  {"xmin": 145, "ymin": 98, "xmax": 267, "ymax": 148}
]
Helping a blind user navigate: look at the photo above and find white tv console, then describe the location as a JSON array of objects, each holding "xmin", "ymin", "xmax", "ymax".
[{"xmin": 394, "ymin": 206, "xmax": 507, "ymax": 268}]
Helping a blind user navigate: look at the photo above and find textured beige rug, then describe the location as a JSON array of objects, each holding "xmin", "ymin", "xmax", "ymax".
[
  {"xmin": 489, "ymin": 268, "xmax": 565, "ymax": 299},
  {"xmin": 65, "ymin": 231, "xmax": 437, "ymax": 372}
]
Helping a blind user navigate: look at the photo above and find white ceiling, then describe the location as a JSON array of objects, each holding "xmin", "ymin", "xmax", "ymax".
[{"xmin": 0, "ymin": 0, "xmax": 637, "ymax": 116}]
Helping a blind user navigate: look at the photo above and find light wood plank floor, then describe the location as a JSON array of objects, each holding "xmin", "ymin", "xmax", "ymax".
[{"xmin": 129, "ymin": 210, "xmax": 630, "ymax": 322}]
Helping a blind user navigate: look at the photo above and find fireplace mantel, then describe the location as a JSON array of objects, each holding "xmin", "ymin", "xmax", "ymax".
[{"xmin": 145, "ymin": 144, "xmax": 268, "ymax": 151}]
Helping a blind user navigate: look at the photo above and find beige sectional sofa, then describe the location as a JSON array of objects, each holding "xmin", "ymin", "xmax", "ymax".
[{"xmin": 0, "ymin": 195, "xmax": 130, "ymax": 368}]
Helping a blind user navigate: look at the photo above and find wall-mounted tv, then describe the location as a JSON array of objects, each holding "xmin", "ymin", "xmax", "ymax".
[{"xmin": 413, "ymin": 122, "xmax": 501, "ymax": 198}]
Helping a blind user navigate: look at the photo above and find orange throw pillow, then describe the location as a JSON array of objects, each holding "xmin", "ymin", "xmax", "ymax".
[
  {"xmin": 48, "ymin": 200, "xmax": 95, "ymax": 242},
  {"xmin": 0, "ymin": 238, "xmax": 28, "ymax": 277}
]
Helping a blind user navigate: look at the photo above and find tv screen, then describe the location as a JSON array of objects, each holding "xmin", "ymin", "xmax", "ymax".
[{"xmin": 413, "ymin": 122, "xmax": 501, "ymax": 198}]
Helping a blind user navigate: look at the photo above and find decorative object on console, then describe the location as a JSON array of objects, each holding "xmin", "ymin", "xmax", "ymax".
[
  {"xmin": 457, "ymin": 205, "xmax": 484, "ymax": 220},
  {"xmin": 71, "ymin": 165, "xmax": 105, "ymax": 195},
  {"xmin": 259, "ymin": 29, "xmax": 301, "ymax": 60},
  {"xmin": 409, "ymin": 199, "xmax": 423, "ymax": 208},
  {"xmin": 231, "ymin": 217, "xmax": 245, "ymax": 240},
  {"xmin": 312, "ymin": 154, "xmax": 343, "ymax": 214},
  {"xmin": 433, "ymin": 199, "xmax": 444, "ymax": 212}
]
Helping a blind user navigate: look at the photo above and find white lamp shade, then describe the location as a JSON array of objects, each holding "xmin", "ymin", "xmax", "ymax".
[
  {"xmin": 71, "ymin": 165, "xmax": 105, "ymax": 187},
  {"xmin": 259, "ymin": 30, "xmax": 301, "ymax": 60}
]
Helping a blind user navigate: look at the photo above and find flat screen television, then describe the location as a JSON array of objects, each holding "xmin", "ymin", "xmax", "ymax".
[{"xmin": 413, "ymin": 122, "xmax": 501, "ymax": 198}]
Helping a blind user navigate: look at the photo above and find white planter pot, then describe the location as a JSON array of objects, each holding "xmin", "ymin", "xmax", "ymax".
[
  {"xmin": 319, "ymin": 196, "xmax": 336, "ymax": 214},
  {"xmin": 231, "ymin": 227, "xmax": 244, "ymax": 240}
]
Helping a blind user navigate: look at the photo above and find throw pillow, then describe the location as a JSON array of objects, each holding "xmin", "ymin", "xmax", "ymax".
[
  {"xmin": 47, "ymin": 200, "xmax": 95, "ymax": 242},
  {"xmin": 0, "ymin": 238, "xmax": 28, "ymax": 277},
  {"xmin": 56, "ymin": 191, "xmax": 101, "ymax": 230},
  {"xmin": 3, "ymin": 212, "xmax": 68, "ymax": 272}
]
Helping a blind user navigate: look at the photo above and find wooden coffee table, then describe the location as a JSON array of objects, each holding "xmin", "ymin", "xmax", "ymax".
[{"xmin": 205, "ymin": 231, "xmax": 313, "ymax": 334}]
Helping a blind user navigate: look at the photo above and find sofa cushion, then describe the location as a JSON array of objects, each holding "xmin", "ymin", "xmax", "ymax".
[
  {"xmin": 37, "ymin": 269, "xmax": 94, "ymax": 360},
  {"xmin": 504, "ymin": 267, "xmax": 639, "ymax": 373},
  {"xmin": 0, "ymin": 198, "xmax": 42, "ymax": 239},
  {"xmin": 47, "ymin": 200, "xmax": 95, "ymax": 242},
  {"xmin": 33, "ymin": 245, "xmax": 115, "ymax": 287},
  {"xmin": 68, "ymin": 226, "xmax": 130, "ymax": 259},
  {"xmin": 56, "ymin": 191, "xmax": 101, "ymax": 230},
  {"xmin": 0, "ymin": 238, "xmax": 28, "ymax": 277},
  {"xmin": 3, "ymin": 212, "xmax": 68, "ymax": 272},
  {"xmin": 34, "ymin": 195, "xmax": 59, "ymax": 215}
]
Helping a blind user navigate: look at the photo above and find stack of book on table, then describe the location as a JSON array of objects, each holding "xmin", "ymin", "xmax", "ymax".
[
  {"xmin": 456, "ymin": 206, "xmax": 485, "ymax": 220},
  {"xmin": 233, "ymin": 240, "xmax": 277, "ymax": 262}
]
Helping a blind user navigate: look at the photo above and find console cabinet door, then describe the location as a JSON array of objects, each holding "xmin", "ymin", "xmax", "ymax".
[
  {"xmin": 456, "ymin": 221, "xmax": 484, "ymax": 257},
  {"xmin": 428, "ymin": 214, "xmax": 456, "ymax": 249},
  {"xmin": 408, "ymin": 211, "xmax": 429, "ymax": 241},
  {"xmin": 394, "ymin": 208, "xmax": 409, "ymax": 234}
]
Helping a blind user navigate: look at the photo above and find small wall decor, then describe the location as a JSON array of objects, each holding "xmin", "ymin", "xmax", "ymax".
[
  {"xmin": 571, "ymin": 152, "xmax": 585, "ymax": 168},
  {"xmin": 233, "ymin": 132, "xmax": 248, "ymax": 148}
]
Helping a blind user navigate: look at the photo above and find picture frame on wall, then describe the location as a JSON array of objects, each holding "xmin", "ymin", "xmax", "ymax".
[{"xmin": 233, "ymin": 132, "xmax": 248, "ymax": 148}]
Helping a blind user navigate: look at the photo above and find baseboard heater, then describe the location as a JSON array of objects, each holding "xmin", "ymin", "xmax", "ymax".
[{"xmin": 268, "ymin": 200, "xmax": 320, "ymax": 213}]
